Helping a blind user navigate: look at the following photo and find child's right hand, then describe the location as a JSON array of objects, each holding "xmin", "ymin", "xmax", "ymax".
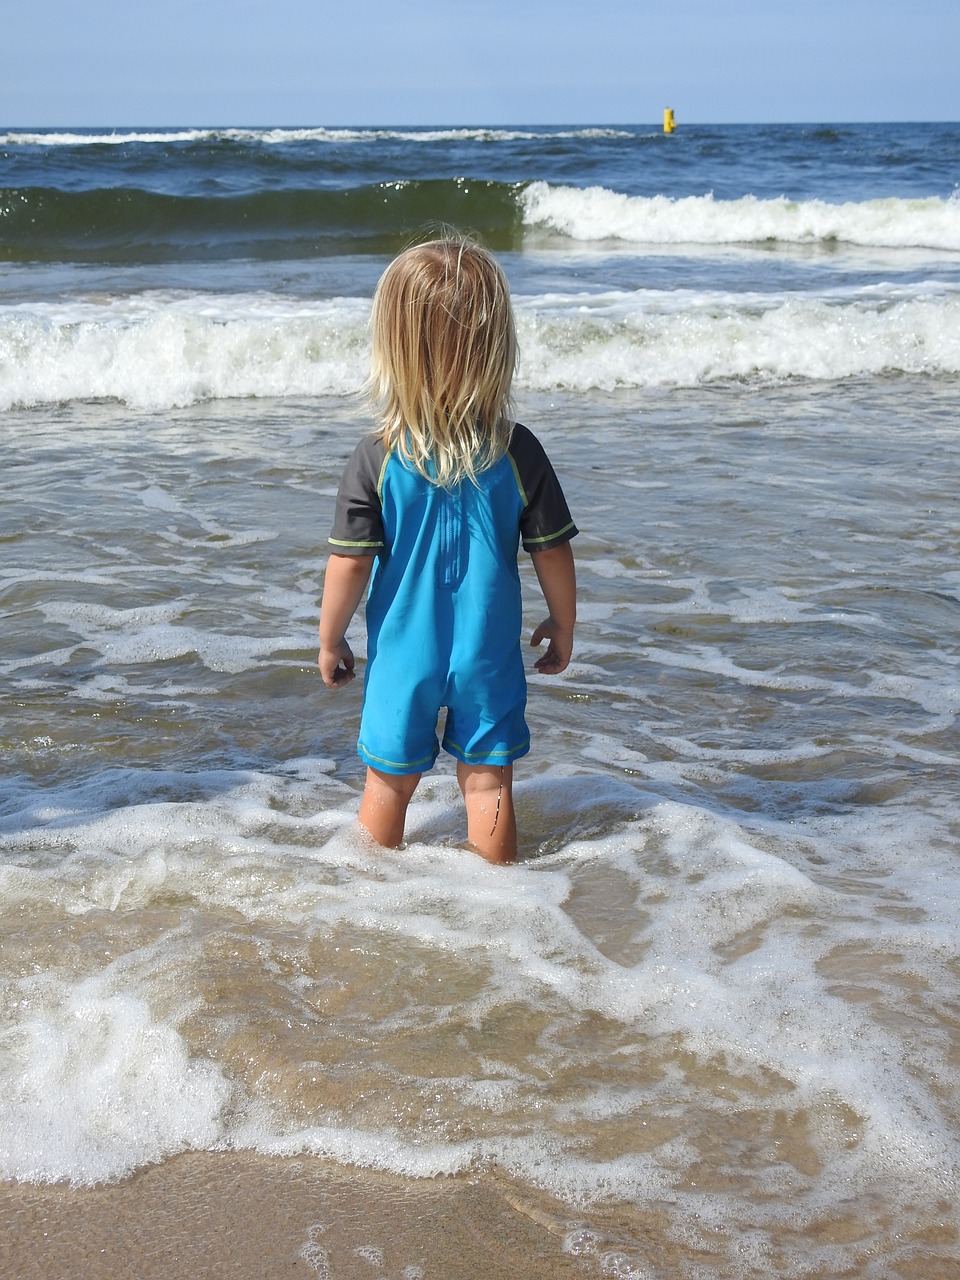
[{"xmin": 319, "ymin": 640, "xmax": 356, "ymax": 688}]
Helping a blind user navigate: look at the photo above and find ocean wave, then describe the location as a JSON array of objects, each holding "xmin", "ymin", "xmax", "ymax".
[
  {"xmin": 0, "ymin": 126, "xmax": 634, "ymax": 148},
  {"xmin": 0, "ymin": 180, "xmax": 524, "ymax": 263},
  {"xmin": 0, "ymin": 293, "xmax": 370, "ymax": 410},
  {"xmin": 4, "ymin": 178, "xmax": 960, "ymax": 264},
  {"xmin": 516, "ymin": 283, "xmax": 960, "ymax": 390},
  {"xmin": 3, "ymin": 283, "xmax": 958, "ymax": 410},
  {"xmin": 522, "ymin": 183, "xmax": 960, "ymax": 251}
]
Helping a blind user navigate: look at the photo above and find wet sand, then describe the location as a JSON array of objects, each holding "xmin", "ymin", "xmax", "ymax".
[
  {"xmin": 3, "ymin": 1150, "xmax": 960, "ymax": 1278},
  {"xmin": 0, "ymin": 1153, "xmax": 595, "ymax": 1280},
  {"xmin": 6, "ymin": 1153, "xmax": 959, "ymax": 1280}
]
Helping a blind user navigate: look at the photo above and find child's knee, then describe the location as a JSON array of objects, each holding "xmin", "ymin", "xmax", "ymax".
[
  {"xmin": 456, "ymin": 762, "xmax": 512, "ymax": 798},
  {"xmin": 366, "ymin": 766, "xmax": 421, "ymax": 803}
]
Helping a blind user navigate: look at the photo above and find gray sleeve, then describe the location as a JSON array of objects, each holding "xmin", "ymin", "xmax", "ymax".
[
  {"xmin": 327, "ymin": 435, "xmax": 388, "ymax": 555},
  {"xmin": 509, "ymin": 423, "xmax": 579, "ymax": 553}
]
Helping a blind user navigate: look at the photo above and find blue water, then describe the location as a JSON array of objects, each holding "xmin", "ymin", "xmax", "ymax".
[{"xmin": 4, "ymin": 122, "xmax": 958, "ymax": 198}]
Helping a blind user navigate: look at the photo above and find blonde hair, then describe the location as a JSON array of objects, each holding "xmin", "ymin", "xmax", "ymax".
[{"xmin": 369, "ymin": 238, "xmax": 517, "ymax": 486}]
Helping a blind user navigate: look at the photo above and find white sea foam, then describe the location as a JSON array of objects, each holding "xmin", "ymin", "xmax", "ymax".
[
  {"xmin": 3, "ymin": 281, "xmax": 959, "ymax": 409},
  {"xmin": 0, "ymin": 127, "xmax": 633, "ymax": 147},
  {"xmin": 0, "ymin": 292, "xmax": 369, "ymax": 411},
  {"xmin": 522, "ymin": 182, "xmax": 960, "ymax": 251},
  {"xmin": 516, "ymin": 284, "xmax": 960, "ymax": 389},
  {"xmin": 0, "ymin": 129, "xmax": 221, "ymax": 147},
  {"xmin": 34, "ymin": 599, "xmax": 304, "ymax": 674},
  {"xmin": 0, "ymin": 768, "xmax": 957, "ymax": 1205},
  {"xmin": 0, "ymin": 976, "xmax": 231, "ymax": 1184}
]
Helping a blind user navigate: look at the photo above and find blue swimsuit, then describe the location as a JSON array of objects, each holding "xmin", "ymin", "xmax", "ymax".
[{"xmin": 328, "ymin": 423, "xmax": 577, "ymax": 776}]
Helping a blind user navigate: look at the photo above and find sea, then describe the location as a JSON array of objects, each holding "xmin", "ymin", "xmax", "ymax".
[{"xmin": 1, "ymin": 122, "xmax": 960, "ymax": 1279}]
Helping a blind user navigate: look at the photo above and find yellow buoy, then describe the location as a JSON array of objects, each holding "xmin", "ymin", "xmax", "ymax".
[{"xmin": 663, "ymin": 107, "xmax": 676, "ymax": 134}]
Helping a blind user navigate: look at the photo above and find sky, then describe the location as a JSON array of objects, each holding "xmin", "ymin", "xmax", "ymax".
[{"xmin": 2, "ymin": 0, "xmax": 957, "ymax": 126}]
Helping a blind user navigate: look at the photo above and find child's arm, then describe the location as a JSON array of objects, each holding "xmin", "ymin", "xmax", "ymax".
[
  {"xmin": 530, "ymin": 541, "xmax": 577, "ymax": 675},
  {"xmin": 318, "ymin": 553, "xmax": 375, "ymax": 688}
]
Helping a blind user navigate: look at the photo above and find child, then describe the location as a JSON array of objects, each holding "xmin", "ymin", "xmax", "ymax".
[{"xmin": 318, "ymin": 238, "xmax": 577, "ymax": 864}]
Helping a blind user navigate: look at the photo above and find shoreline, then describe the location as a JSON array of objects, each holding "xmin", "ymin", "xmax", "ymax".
[
  {"xmin": 0, "ymin": 1152, "xmax": 594, "ymax": 1280},
  {"xmin": 4, "ymin": 1151, "xmax": 956, "ymax": 1279}
]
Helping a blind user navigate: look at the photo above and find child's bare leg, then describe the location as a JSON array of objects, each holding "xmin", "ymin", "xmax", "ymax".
[
  {"xmin": 358, "ymin": 767, "xmax": 421, "ymax": 848},
  {"xmin": 457, "ymin": 762, "xmax": 516, "ymax": 865}
]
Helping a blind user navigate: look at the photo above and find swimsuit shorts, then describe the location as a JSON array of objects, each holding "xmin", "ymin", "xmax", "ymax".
[{"xmin": 357, "ymin": 644, "xmax": 530, "ymax": 776}]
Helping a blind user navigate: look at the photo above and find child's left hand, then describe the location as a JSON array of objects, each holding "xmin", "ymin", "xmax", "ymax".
[{"xmin": 531, "ymin": 617, "xmax": 573, "ymax": 675}]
